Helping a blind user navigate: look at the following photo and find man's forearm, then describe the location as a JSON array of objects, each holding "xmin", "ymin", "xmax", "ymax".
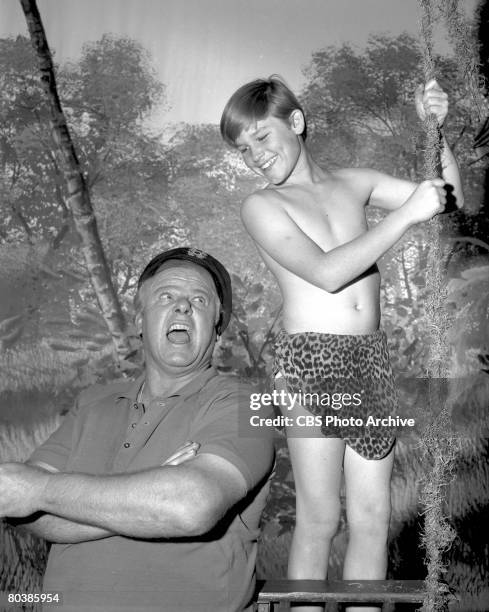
[
  {"xmin": 11, "ymin": 513, "xmax": 113, "ymax": 544},
  {"xmin": 39, "ymin": 465, "xmax": 219, "ymax": 539}
]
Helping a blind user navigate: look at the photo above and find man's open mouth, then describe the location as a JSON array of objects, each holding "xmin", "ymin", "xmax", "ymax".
[{"xmin": 167, "ymin": 322, "xmax": 191, "ymax": 344}]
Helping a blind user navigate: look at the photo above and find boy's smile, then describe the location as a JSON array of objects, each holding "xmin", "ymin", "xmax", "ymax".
[{"xmin": 235, "ymin": 114, "xmax": 303, "ymax": 185}]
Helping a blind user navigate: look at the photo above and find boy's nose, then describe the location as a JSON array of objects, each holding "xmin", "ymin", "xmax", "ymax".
[{"xmin": 251, "ymin": 145, "xmax": 264, "ymax": 163}]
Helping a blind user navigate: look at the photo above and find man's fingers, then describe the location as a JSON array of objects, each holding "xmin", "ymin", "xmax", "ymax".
[
  {"xmin": 163, "ymin": 449, "xmax": 197, "ymax": 466},
  {"xmin": 162, "ymin": 442, "xmax": 200, "ymax": 466},
  {"xmin": 163, "ymin": 443, "xmax": 197, "ymax": 464},
  {"xmin": 164, "ymin": 452, "xmax": 195, "ymax": 466}
]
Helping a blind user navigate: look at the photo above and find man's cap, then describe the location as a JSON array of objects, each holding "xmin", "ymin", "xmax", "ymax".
[{"xmin": 137, "ymin": 247, "xmax": 232, "ymax": 334}]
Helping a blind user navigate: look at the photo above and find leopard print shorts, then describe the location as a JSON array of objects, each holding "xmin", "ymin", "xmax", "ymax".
[{"xmin": 273, "ymin": 329, "xmax": 397, "ymax": 460}]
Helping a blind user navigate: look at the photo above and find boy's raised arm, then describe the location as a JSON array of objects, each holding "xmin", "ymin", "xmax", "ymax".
[
  {"xmin": 242, "ymin": 179, "xmax": 446, "ymax": 293},
  {"xmin": 438, "ymin": 131, "xmax": 464, "ymax": 207},
  {"xmin": 416, "ymin": 79, "xmax": 464, "ymax": 207},
  {"xmin": 370, "ymin": 80, "xmax": 464, "ymax": 210}
]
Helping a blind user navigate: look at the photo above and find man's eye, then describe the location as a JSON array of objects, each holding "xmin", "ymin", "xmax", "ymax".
[
  {"xmin": 257, "ymin": 134, "xmax": 268, "ymax": 142},
  {"xmin": 158, "ymin": 292, "xmax": 172, "ymax": 301},
  {"xmin": 192, "ymin": 296, "xmax": 206, "ymax": 305}
]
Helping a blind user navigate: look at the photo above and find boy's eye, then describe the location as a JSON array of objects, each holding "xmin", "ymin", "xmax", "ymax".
[
  {"xmin": 238, "ymin": 146, "xmax": 248, "ymax": 154},
  {"xmin": 257, "ymin": 133, "xmax": 269, "ymax": 142}
]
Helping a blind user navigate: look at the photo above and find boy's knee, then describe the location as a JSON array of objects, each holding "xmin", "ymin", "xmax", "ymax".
[
  {"xmin": 349, "ymin": 500, "xmax": 391, "ymax": 537},
  {"xmin": 296, "ymin": 502, "xmax": 341, "ymax": 539}
]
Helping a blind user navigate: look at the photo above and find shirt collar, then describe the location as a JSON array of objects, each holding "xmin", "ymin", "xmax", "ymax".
[{"xmin": 117, "ymin": 366, "xmax": 217, "ymax": 403}]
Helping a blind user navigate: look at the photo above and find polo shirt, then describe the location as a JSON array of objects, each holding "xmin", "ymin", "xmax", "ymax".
[{"xmin": 30, "ymin": 367, "xmax": 274, "ymax": 612}]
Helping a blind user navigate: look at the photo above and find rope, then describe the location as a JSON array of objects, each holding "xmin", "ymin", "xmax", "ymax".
[
  {"xmin": 441, "ymin": 0, "xmax": 488, "ymax": 124},
  {"xmin": 417, "ymin": 1, "xmax": 458, "ymax": 611}
]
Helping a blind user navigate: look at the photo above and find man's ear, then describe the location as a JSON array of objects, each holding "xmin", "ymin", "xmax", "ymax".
[
  {"xmin": 289, "ymin": 109, "xmax": 305, "ymax": 135},
  {"xmin": 135, "ymin": 310, "xmax": 143, "ymax": 338},
  {"xmin": 214, "ymin": 302, "xmax": 223, "ymax": 335}
]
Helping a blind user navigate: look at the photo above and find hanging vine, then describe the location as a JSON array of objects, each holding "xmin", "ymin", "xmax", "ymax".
[
  {"xmin": 442, "ymin": 0, "xmax": 488, "ymax": 124},
  {"xmin": 416, "ymin": 1, "xmax": 483, "ymax": 610}
]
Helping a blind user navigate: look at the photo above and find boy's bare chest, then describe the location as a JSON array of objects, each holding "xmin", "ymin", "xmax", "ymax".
[{"xmin": 281, "ymin": 184, "xmax": 368, "ymax": 249}]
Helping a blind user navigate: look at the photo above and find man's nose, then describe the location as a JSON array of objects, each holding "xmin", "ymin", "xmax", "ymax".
[{"xmin": 174, "ymin": 297, "xmax": 192, "ymax": 313}]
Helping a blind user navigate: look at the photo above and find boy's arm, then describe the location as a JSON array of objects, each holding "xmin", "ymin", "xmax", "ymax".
[
  {"xmin": 438, "ymin": 130, "xmax": 464, "ymax": 206},
  {"xmin": 370, "ymin": 79, "xmax": 464, "ymax": 210},
  {"xmin": 241, "ymin": 178, "xmax": 445, "ymax": 293}
]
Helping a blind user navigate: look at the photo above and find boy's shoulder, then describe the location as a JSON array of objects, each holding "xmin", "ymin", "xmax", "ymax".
[
  {"xmin": 242, "ymin": 167, "xmax": 380, "ymax": 206},
  {"xmin": 331, "ymin": 166, "xmax": 385, "ymax": 184},
  {"xmin": 240, "ymin": 184, "xmax": 282, "ymax": 211}
]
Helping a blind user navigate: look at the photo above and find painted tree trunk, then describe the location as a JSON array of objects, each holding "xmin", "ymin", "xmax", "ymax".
[{"xmin": 19, "ymin": 0, "xmax": 132, "ymax": 362}]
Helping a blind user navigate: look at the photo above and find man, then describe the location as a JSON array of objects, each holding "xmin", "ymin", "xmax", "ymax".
[{"xmin": 0, "ymin": 247, "xmax": 275, "ymax": 612}]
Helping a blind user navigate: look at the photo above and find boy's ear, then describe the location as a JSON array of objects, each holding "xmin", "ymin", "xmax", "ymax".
[{"xmin": 289, "ymin": 109, "xmax": 305, "ymax": 135}]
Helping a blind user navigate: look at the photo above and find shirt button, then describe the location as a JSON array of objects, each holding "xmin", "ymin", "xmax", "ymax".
[
  {"xmin": 123, "ymin": 442, "xmax": 130, "ymax": 448},
  {"xmin": 131, "ymin": 423, "xmax": 137, "ymax": 428},
  {"xmin": 133, "ymin": 404, "xmax": 139, "ymax": 410}
]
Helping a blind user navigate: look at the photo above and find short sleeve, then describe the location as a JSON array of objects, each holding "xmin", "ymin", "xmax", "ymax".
[
  {"xmin": 28, "ymin": 406, "xmax": 78, "ymax": 471},
  {"xmin": 191, "ymin": 377, "xmax": 275, "ymax": 491},
  {"xmin": 28, "ymin": 384, "xmax": 99, "ymax": 471}
]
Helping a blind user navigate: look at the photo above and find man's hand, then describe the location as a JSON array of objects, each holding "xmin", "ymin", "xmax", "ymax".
[
  {"xmin": 400, "ymin": 178, "xmax": 447, "ymax": 225},
  {"xmin": 0, "ymin": 462, "xmax": 49, "ymax": 518},
  {"xmin": 162, "ymin": 441, "xmax": 200, "ymax": 466},
  {"xmin": 415, "ymin": 79, "xmax": 449, "ymax": 127}
]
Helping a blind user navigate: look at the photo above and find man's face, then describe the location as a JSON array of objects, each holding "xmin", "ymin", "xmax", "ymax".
[
  {"xmin": 136, "ymin": 261, "xmax": 221, "ymax": 376},
  {"xmin": 234, "ymin": 113, "xmax": 303, "ymax": 185}
]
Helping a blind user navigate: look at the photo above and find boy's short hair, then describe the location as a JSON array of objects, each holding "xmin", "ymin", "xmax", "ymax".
[{"xmin": 220, "ymin": 76, "xmax": 307, "ymax": 146}]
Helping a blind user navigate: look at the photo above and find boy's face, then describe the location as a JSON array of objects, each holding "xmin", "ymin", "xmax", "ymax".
[{"xmin": 234, "ymin": 113, "xmax": 303, "ymax": 185}]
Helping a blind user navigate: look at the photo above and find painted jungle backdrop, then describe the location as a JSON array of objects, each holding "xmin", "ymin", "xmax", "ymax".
[{"xmin": 1, "ymin": 0, "xmax": 488, "ymax": 610}]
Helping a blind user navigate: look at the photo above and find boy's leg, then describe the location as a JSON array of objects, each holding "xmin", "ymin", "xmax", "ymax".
[
  {"xmin": 283, "ymin": 396, "xmax": 345, "ymax": 612},
  {"xmin": 343, "ymin": 444, "xmax": 394, "ymax": 612}
]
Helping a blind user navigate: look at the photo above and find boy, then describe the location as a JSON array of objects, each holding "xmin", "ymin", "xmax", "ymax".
[{"xmin": 220, "ymin": 77, "xmax": 463, "ymax": 612}]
